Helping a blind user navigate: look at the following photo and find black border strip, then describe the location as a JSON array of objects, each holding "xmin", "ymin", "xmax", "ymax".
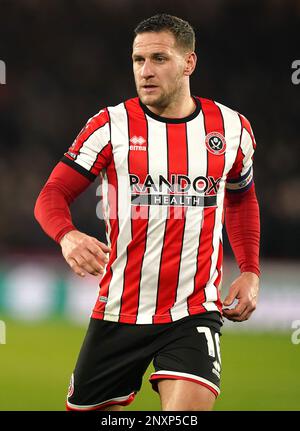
[
  {"xmin": 131, "ymin": 194, "xmax": 217, "ymax": 207},
  {"xmin": 61, "ymin": 155, "xmax": 96, "ymax": 181},
  {"xmin": 225, "ymin": 179, "xmax": 254, "ymax": 194},
  {"xmin": 139, "ymin": 96, "xmax": 201, "ymax": 124},
  {"xmin": 226, "ymin": 166, "xmax": 252, "ymax": 184}
]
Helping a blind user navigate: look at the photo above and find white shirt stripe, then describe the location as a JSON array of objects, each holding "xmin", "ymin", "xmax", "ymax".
[
  {"xmin": 203, "ymin": 104, "xmax": 243, "ymax": 305},
  {"xmin": 170, "ymin": 113, "xmax": 206, "ymax": 321},
  {"xmin": 75, "ymin": 123, "xmax": 110, "ymax": 171},
  {"xmin": 103, "ymin": 103, "xmax": 131, "ymax": 321},
  {"xmin": 240, "ymin": 128, "xmax": 255, "ymax": 177}
]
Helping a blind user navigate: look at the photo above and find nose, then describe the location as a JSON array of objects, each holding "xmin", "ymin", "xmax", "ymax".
[{"xmin": 140, "ymin": 59, "xmax": 154, "ymax": 79}]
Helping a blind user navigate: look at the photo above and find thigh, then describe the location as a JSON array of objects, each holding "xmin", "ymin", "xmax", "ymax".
[
  {"xmin": 66, "ymin": 318, "xmax": 153, "ymax": 411},
  {"xmin": 150, "ymin": 317, "xmax": 222, "ymax": 409}
]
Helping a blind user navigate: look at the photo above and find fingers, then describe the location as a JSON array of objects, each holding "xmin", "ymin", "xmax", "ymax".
[
  {"xmin": 223, "ymin": 285, "xmax": 239, "ymax": 307},
  {"xmin": 91, "ymin": 238, "xmax": 111, "ymax": 253},
  {"xmin": 61, "ymin": 231, "xmax": 111, "ymax": 277},
  {"xmin": 240, "ymin": 303, "xmax": 256, "ymax": 321},
  {"xmin": 67, "ymin": 250, "xmax": 108, "ymax": 277},
  {"xmin": 222, "ymin": 273, "xmax": 259, "ymax": 322},
  {"xmin": 79, "ymin": 250, "xmax": 106, "ymax": 275},
  {"xmin": 86, "ymin": 243, "xmax": 109, "ymax": 265},
  {"xmin": 66, "ymin": 258, "xmax": 86, "ymax": 277},
  {"xmin": 223, "ymin": 302, "xmax": 247, "ymax": 321},
  {"xmin": 223, "ymin": 301, "xmax": 256, "ymax": 322}
]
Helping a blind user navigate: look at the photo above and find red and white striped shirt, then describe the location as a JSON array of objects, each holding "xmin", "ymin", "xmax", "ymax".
[{"xmin": 62, "ymin": 96, "xmax": 256, "ymax": 324}]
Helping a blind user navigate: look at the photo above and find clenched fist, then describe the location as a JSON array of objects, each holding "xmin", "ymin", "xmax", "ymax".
[{"xmin": 222, "ymin": 272, "xmax": 259, "ymax": 322}]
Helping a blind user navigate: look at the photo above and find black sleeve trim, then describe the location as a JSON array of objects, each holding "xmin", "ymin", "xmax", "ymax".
[
  {"xmin": 226, "ymin": 166, "xmax": 252, "ymax": 184},
  {"xmin": 225, "ymin": 179, "xmax": 254, "ymax": 194},
  {"xmin": 61, "ymin": 155, "xmax": 97, "ymax": 182}
]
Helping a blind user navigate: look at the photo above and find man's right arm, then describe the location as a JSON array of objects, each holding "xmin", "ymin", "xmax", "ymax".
[
  {"xmin": 35, "ymin": 107, "xmax": 112, "ymax": 277},
  {"xmin": 34, "ymin": 161, "xmax": 111, "ymax": 277}
]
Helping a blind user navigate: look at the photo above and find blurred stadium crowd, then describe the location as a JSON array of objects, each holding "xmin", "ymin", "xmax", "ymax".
[{"xmin": 0, "ymin": 0, "xmax": 299, "ymax": 258}]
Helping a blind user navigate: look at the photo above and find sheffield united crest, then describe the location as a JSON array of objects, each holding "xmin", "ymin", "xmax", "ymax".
[{"xmin": 205, "ymin": 132, "xmax": 226, "ymax": 155}]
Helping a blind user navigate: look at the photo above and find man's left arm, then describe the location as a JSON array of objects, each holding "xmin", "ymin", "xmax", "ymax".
[
  {"xmin": 223, "ymin": 184, "xmax": 260, "ymax": 321},
  {"xmin": 223, "ymin": 114, "xmax": 260, "ymax": 322}
]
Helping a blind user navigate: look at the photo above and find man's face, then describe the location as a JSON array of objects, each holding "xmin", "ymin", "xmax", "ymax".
[{"xmin": 132, "ymin": 31, "xmax": 189, "ymax": 109}]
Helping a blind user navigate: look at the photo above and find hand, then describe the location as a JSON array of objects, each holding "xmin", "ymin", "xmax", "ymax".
[
  {"xmin": 222, "ymin": 272, "xmax": 259, "ymax": 322},
  {"xmin": 60, "ymin": 230, "xmax": 111, "ymax": 277}
]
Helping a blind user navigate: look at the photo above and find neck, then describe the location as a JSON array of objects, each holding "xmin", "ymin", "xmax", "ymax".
[{"xmin": 146, "ymin": 93, "xmax": 196, "ymax": 119}]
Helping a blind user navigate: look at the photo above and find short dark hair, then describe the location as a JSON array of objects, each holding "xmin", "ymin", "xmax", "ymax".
[{"xmin": 134, "ymin": 13, "xmax": 195, "ymax": 52}]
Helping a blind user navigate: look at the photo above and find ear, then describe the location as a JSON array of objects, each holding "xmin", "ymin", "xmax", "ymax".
[{"xmin": 184, "ymin": 52, "xmax": 197, "ymax": 76}]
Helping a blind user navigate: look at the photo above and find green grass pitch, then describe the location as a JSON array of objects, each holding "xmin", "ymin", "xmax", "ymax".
[{"xmin": 0, "ymin": 318, "xmax": 299, "ymax": 411}]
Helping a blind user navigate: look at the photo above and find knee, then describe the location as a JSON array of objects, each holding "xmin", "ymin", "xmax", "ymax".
[
  {"xmin": 162, "ymin": 400, "xmax": 214, "ymax": 411},
  {"xmin": 100, "ymin": 405, "xmax": 124, "ymax": 411}
]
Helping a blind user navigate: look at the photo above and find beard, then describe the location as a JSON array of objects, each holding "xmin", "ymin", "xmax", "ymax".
[{"xmin": 137, "ymin": 78, "xmax": 182, "ymax": 110}]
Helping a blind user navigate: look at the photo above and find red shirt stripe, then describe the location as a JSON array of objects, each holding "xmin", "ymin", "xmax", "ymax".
[{"xmin": 153, "ymin": 123, "xmax": 188, "ymax": 323}]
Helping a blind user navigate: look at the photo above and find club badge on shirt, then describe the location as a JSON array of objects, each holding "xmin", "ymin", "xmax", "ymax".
[{"xmin": 205, "ymin": 132, "xmax": 226, "ymax": 155}]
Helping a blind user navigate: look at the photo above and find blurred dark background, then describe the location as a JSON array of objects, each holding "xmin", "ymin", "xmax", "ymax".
[{"xmin": 0, "ymin": 0, "xmax": 299, "ymax": 258}]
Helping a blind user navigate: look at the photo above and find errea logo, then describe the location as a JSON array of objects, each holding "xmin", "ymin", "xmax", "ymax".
[
  {"xmin": 130, "ymin": 136, "xmax": 145, "ymax": 145},
  {"xmin": 130, "ymin": 136, "xmax": 147, "ymax": 151}
]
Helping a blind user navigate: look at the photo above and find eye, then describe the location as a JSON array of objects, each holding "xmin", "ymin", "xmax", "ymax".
[
  {"xmin": 134, "ymin": 57, "xmax": 144, "ymax": 64},
  {"xmin": 155, "ymin": 56, "xmax": 166, "ymax": 62}
]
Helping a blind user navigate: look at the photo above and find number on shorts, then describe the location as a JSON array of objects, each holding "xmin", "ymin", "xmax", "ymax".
[{"xmin": 197, "ymin": 326, "xmax": 221, "ymax": 371}]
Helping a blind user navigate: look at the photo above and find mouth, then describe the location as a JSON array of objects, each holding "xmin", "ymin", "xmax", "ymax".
[{"xmin": 142, "ymin": 84, "xmax": 158, "ymax": 92}]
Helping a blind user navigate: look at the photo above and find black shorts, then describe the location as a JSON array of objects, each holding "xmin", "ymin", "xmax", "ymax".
[{"xmin": 66, "ymin": 312, "xmax": 223, "ymax": 411}]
